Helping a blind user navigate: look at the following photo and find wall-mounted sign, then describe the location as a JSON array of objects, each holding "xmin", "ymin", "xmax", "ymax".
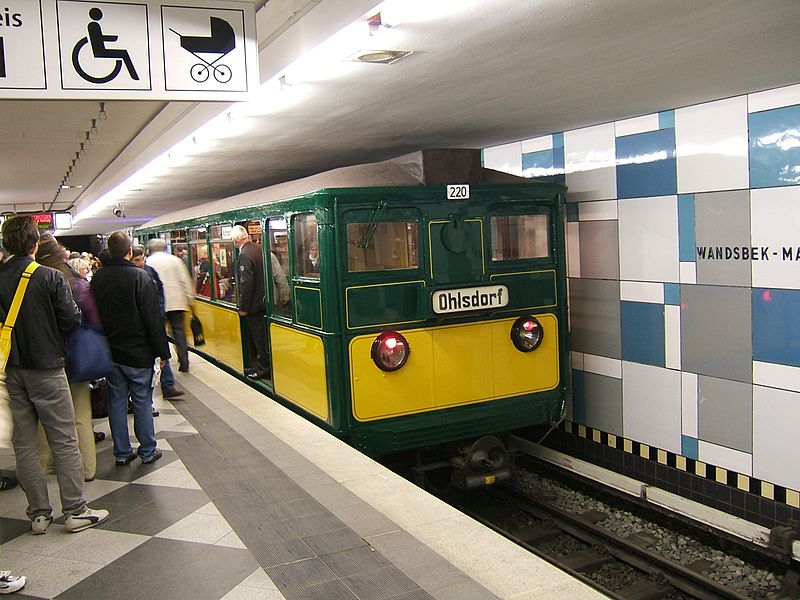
[{"xmin": 0, "ymin": 0, "xmax": 256, "ymax": 100}]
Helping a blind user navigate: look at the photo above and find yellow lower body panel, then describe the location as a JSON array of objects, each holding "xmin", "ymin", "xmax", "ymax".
[
  {"xmin": 350, "ymin": 314, "xmax": 560, "ymax": 421},
  {"xmin": 185, "ymin": 302, "xmax": 243, "ymax": 371},
  {"xmin": 271, "ymin": 323, "xmax": 329, "ymax": 422}
]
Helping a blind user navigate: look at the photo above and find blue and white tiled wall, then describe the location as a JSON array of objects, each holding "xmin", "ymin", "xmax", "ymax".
[{"xmin": 484, "ymin": 82, "xmax": 800, "ymax": 515}]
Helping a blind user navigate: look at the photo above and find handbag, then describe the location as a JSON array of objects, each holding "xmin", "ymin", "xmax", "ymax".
[
  {"xmin": 1, "ymin": 261, "xmax": 40, "ymax": 371},
  {"xmin": 65, "ymin": 325, "xmax": 114, "ymax": 382},
  {"xmin": 190, "ymin": 308, "xmax": 205, "ymax": 346},
  {"xmin": 90, "ymin": 378, "xmax": 109, "ymax": 419}
]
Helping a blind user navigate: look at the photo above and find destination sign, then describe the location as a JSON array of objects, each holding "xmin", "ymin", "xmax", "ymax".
[{"xmin": 432, "ymin": 285, "xmax": 510, "ymax": 315}]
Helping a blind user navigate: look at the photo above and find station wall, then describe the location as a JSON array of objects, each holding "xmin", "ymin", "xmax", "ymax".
[{"xmin": 483, "ymin": 82, "xmax": 800, "ymax": 526}]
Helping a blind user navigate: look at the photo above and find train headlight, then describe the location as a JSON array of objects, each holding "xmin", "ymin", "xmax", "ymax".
[
  {"xmin": 371, "ymin": 331, "xmax": 410, "ymax": 371},
  {"xmin": 510, "ymin": 315, "xmax": 543, "ymax": 352}
]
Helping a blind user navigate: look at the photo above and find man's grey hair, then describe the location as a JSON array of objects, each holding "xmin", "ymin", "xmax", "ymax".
[
  {"xmin": 230, "ymin": 225, "xmax": 249, "ymax": 242},
  {"xmin": 148, "ymin": 238, "xmax": 167, "ymax": 253}
]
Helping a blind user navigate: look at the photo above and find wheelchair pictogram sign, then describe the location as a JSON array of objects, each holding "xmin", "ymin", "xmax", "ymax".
[
  {"xmin": 170, "ymin": 16, "xmax": 234, "ymax": 83},
  {"xmin": 72, "ymin": 7, "xmax": 139, "ymax": 84}
]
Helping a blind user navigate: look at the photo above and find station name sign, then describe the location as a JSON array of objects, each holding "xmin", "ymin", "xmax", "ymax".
[{"xmin": 0, "ymin": 0, "xmax": 257, "ymax": 100}]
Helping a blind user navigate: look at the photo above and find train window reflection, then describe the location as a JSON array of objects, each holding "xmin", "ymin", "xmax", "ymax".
[
  {"xmin": 169, "ymin": 229, "xmax": 191, "ymax": 275},
  {"xmin": 347, "ymin": 222, "xmax": 418, "ymax": 272},
  {"xmin": 189, "ymin": 228, "xmax": 211, "ymax": 298},
  {"xmin": 294, "ymin": 214, "xmax": 320, "ymax": 279},
  {"xmin": 268, "ymin": 218, "xmax": 291, "ymax": 317},
  {"xmin": 490, "ymin": 215, "xmax": 550, "ymax": 261},
  {"xmin": 210, "ymin": 224, "xmax": 236, "ymax": 304}
]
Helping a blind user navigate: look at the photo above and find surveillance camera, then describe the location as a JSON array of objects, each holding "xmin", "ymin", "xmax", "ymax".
[{"xmin": 112, "ymin": 203, "xmax": 125, "ymax": 218}]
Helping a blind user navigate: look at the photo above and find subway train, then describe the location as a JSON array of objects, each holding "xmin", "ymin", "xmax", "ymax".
[{"xmin": 137, "ymin": 149, "xmax": 569, "ymax": 487}]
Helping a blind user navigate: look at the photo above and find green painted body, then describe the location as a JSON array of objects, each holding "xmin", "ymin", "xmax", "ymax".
[{"xmin": 138, "ymin": 182, "xmax": 570, "ymax": 456}]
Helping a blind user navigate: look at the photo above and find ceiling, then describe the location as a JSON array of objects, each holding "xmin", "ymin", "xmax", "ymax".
[{"xmin": 2, "ymin": 0, "xmax": 799, "ymax": 236}]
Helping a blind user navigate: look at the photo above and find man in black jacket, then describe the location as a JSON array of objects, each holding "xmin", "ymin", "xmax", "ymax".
[
  {"xmin": 91, "ymin": 232, "xmax": 170, "ymax": 465},
  {"xmin": 231, "ymin": 225, "xmax": 269, "ymax": 379},
  {"xmin": 0, "ymin": 216, "xmax": 108, "ymax": 534}
]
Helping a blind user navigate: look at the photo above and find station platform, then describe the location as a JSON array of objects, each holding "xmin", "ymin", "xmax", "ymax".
[{"xmin": 0, "ymin": 354, "xmax": 605, "ymax": 600}]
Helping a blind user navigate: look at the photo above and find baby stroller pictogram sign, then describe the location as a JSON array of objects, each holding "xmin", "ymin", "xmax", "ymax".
[
  {"xmin": 162, "ymin": 7, "xmax": 247, "ymax": 93},
  {"xmin": 0, "ymin": 0, "xmax": 256, "ymax": 100}
]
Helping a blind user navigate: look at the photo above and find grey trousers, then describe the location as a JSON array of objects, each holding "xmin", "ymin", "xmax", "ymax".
[
  {"xmin": 7, "ymin": 367, "xmax": 86, "ymax": 519},
  {"xmin": 167, "ymin": 310, "xmax": 189, "ymax": 370}
]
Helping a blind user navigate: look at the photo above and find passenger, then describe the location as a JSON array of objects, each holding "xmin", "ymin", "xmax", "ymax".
[
  {"xmin": 145, "ymin": 238, "xmax": 194, "ymax": 374},
  {"xmin": 34, "ymin": 238, "xmax": 99, "ymax": 482},
  {"xmin": 0, "ymin": 216, "xmax": 109, "ymax": 534},
  {"xmin": 195, "ymin": 247, "xmax": 211, "ymax": 296},
  {"xmin": 131, "ymin": 246, "xmax": 184, "ymax": 399},
  {"xmin": 90, "ymin": 232, "xmax": 170, "ymax": 466},
  {"xmin": 231, "ymin": 225, "xmax": 270, "ymax": 379},
  {"xmin": 298, "ymin": 241, "xmax": 320, "ymax": 276},
  {"xmin": 97, "ymin": 248, "xmax": 111, "ymax": 268},
  {"xmin": 271, "ymin": 252, "xmax": 290, "ymax": 309}
]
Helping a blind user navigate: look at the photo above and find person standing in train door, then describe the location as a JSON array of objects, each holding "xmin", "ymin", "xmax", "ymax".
[{"xmin": 230, "ymin": 225, "xmax": 270, "ymax": 380}]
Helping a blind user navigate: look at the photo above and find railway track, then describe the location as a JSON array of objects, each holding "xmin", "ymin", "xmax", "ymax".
[{"xmin": 445, "ymin": 483, "xmax": 757, "ymax": 600}]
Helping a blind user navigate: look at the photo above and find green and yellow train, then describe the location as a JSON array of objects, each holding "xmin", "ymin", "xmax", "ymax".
[{"xmin": 137, "ymin": 150, "xmax": 569, "ymax": 487}]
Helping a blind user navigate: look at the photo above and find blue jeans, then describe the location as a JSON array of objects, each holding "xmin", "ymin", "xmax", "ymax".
[
  {"xmin": 106, "ymin": 363, "xmax": 157, "ymax": 461},
  {"xmin": 160, "ymin": 360, "xmax": 175, "ymax": 390}
]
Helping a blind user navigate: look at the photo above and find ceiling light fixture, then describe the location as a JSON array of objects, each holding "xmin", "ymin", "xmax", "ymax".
[
  {"xmin": 347, "ymin": 49, "xmax": 412, "ymax": 64},
  {"xmin": 90, "ymin": 119, "xmax": 98, "ymax": 136},
  {"xmin": 84, "ymin": 131, "xmax": 92, "ymax": 145},
  {"xmin": 98, "ymin": 102, "xmax": 107, "ymax": 121}
]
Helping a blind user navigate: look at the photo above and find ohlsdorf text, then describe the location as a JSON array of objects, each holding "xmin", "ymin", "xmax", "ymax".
[{"xmin": 432, "ymin": 285, "xmax": 509, "ymax": 315}]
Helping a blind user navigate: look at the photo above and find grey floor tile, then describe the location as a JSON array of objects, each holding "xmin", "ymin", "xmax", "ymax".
[
  {"xmin": 285, "ymin": 511, "xmax": 347, "ymax": 538},
  {"xmin": 266, "ymin": 557, "xmax": 338, "ymax": 591},
  {"xmin": 342, "ymin": 566, "xmax": 420, "ymax": 600},
  {"xmin": 283, "ymin": 580, "xmax": 358, "ymax": 600},
  {"xmin": 301, "ymin": 528, "xmax": 368, "ymax": 556},
  {"xmin": 0, "ymin": 516, "xmax": 30, "ymax": 543},
  {"xmin": 55, "ymin": 538, "xmax": 256, "ymax": 600},
  {"xmin": 93, "ymin": 448, "xmax": 179, "ymax": 483},
  {"xmin": 319, "ymin": 545, "xmax": 390, "ymax": 578}
]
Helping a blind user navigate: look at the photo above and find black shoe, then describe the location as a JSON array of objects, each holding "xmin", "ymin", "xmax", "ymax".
[
  {"xmin": 152, "ymin": 410, "xmax": 160, "ymax": 417},
  {"xmin": 178, "ymin": 366, "xmax": 189, "ymax": 373},
  {"xmin": 115, "ymin": 451, "xmax": 137, "ymax": 466},
  {"xmin": 94, "ymin": 431, "xmax": 106, "ymax": 442},
  {"xmin": 0, "ymin": 476, "xmax": 18, "ymax": 492},
  {"xmin": 162, "ymin": 388, "xmax": 184, "ymax": 399},
  {"xmin": 141, "ymin": 449, "xmax": 163, "ymax": 465}
]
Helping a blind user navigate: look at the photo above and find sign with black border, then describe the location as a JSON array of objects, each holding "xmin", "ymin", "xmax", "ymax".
[{"xmin": 0, "ymin": 0, "xmax": 256, "ymax": 100}]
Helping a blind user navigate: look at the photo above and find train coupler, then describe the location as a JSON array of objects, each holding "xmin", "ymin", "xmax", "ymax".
[{"xmin": 451, "ymin": 435, "xmax": 514, "ymax": 489}]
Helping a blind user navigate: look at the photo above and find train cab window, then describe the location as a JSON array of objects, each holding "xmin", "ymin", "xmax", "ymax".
[
  {"xmin": 346, "ymin": 221, "xmax": 418, "ymax": 272},
  {"xmin": 268, "ymin": 218, "xmax": 291, "ymax": 316},
  {"xmin": 189, "ymin": 227, "xmax": 211, "ymax": 298},
  {"xmin": 169, "ymin": 230, "xmax": 190, "ymax": 273},
  {"xmin": 210, "ymin": 224, "xmax": 236, "ymax": 304},
  {"xmin": 490, "ymin": 214, "xmax": 550, "ymax": 261},
  {"xmin": 293, "ymin": 214, "xmax": 320, "ymax": 279}
]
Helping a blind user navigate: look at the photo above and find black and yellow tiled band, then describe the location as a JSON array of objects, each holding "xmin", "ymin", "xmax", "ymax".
[{"xmin": 563, "ymin": 420, "xmax": 800, "ymax": 510}]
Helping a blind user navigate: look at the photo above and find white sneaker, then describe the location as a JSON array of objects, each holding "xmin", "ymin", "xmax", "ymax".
[
  {"xmin": 0, "ymin": 571, "xmax": 26, "ymax": 594},
  {"xmin": 31, "ymin": 515, "xmax": 52, "ymax": 535},
  {"xmin": 64, "ymin": 507, "xmax": 109, "ymax": 533}
]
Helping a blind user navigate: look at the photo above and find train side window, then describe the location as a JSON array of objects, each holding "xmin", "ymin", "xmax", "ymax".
[
  {"xmin": 346, "ymin": 221, "xmax": 418, "ymax": 272},
  {"xmin": 293, "ymin": 213, "xmax": 320, "ymax": 279},
  {"xmin": 268, "ymin": 218, "xmax": 291, "ymax": 316},
  {"xmin": 169, "ymin": 229, "xmax": 190, "ymax": 274},
  {"xmin": 189, "ymin": 227, "xmax": 211, "ymax": 298},
  {"xmin": 209, "ymin": 224, "xmax": 236, "ymax": 304},
  {"xmin": 490, "ymin": 214, "xmax": 550, "ymax": 261}
]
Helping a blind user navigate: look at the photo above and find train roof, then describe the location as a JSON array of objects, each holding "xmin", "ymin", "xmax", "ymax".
[{"xmin": 138, "ymin": 149, "xmax": 538, "ymax": 231}]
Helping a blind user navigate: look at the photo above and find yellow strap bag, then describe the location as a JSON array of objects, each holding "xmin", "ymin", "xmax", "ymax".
[{"xmin": 0, "ymin": 261, "xmax": 40, "ymax": 448}]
